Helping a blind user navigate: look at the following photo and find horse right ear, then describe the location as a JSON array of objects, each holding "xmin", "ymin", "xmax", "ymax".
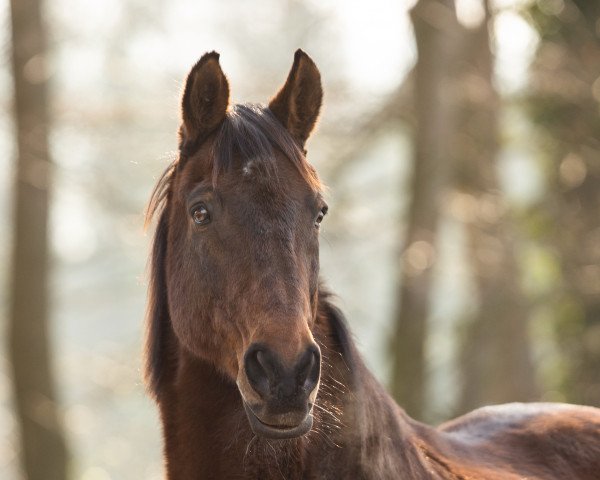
[{"xmin": 180, "ymin": 51, "xmax": 230, "ymax": 148}]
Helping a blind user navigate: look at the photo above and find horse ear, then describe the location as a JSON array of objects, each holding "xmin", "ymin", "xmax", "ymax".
[
  {"xmin": 268, "ymin": 49, "xmax": 323, "ymax": 147},
  {"xmin": 180, "ymin": 51, "xmax": 229, "ymax": 147}
]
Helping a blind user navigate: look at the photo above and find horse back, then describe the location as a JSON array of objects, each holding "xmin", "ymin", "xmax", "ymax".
[{"xmin": 434, "ymin": 403, "xmax": 600, "ymax": 479}]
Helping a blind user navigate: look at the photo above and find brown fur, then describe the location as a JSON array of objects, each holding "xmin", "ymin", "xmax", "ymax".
[{"xmin": 145, "ymin": 51, "xmax": 600, "ymax": 479}]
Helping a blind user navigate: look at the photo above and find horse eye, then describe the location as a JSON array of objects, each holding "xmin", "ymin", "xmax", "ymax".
[
  {"xmin": 192, "ymin": 205, "xmax": 210, "ymax": 225},
  {"xmin": 315, "ymin": 206, "xmax": 328, "ymax": 228}
]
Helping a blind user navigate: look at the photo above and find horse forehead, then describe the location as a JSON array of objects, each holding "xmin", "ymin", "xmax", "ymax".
[
  {"xmin": 228, "ymin": 157, "xmax": 309, "ymax": 208},
  {"xmin": 242, "ymin": 158, "xmax": 256, "ymax": 177},
  {"xmin": 239, "ymin": 157, "xmax": 299, "ymax": 189},
  {"xmin": 233, "ymin": 184, "xmax": 302, "ymax": 229}
]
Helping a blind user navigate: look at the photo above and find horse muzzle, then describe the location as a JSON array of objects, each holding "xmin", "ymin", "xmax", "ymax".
[
  {"xmin": 243, "ymin": 402, "xmax": 314, "ymax": 439},
  {"xmin": 240, "ymin": 342, "xmax": 321, "ymax": 439}
]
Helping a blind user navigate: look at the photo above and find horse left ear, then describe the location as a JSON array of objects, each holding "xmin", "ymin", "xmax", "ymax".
[
  {"xmin": 180, "ymin": 51, "xmax": 230, "ymax": 148},
  {"xmin": 269, "ymin": 49, "xmax": 323, "ymax": 147}
]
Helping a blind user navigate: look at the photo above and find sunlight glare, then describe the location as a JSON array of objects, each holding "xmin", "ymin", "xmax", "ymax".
[
  {"xmin": 494, "ymin": 10, "xmax": 539, "ymax": 92},
  {"xmin": 52, "ymin": 191, "xmax": 98, "ymax": 263},
  {"xmin": 335, "ymin": 0, "xmax": 416, "ymax": 94},
  {"xmin": 456, "ymin": 0, "xmax": 485, "ymax": 28}
]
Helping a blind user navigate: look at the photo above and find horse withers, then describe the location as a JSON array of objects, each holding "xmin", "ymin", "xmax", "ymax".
[{"xmin": 145, "ymin": 50, "xmax": 600, "ymax": 479}]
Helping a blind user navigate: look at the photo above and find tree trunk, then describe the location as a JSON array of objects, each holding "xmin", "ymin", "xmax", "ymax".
[
  {"xmin": 453, "ymin": 3, "xmax": 538, "ymax": 413},
  {"xmin": 390, "ymin": 0, "xmax": 458, "ymax": 420},
  {"xmin": 8, "ymin": 0, "xmax": 69, "ymax": 478}
]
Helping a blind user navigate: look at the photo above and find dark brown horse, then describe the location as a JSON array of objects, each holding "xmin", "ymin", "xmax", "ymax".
[{"xmin": 145, "ymin": 50, "xmax": 600, "ymax": 479}]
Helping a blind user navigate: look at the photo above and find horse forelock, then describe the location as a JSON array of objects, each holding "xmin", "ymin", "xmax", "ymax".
[
  {"xmin": 146, "ymin": 103, "xmax": 322, "ymax": 225},
  {"xmin": 203, "ymin": 103, "xmax": 322, "ymax": 193},
  {"xmin": 225, "ymin": 104, "xmax": 318, "ymax": 186}
]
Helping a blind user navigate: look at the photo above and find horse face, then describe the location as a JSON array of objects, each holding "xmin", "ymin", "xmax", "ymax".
[{"xmin": 164, "ymin": 51, "xmax": 325, "ymax": 439}]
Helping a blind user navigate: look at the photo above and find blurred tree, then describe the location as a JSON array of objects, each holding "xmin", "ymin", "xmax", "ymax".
[
  {"xmin": 8, "ymin": 0, "xmax": 69, "ymax": 478},
  {"xmin": 525, "ymin": 0, "xmax": 600, "ymax": 406},
  {"xmin": 453, "ymin": 0, "xmax": 537, "ymax": 413},
  {"xmin": 390, "ymin": 0, "xmax": 540, "ymax": 419},
  {"xmin": 390, "ymin": 0, "xmax": 459, "ymax": 419}
]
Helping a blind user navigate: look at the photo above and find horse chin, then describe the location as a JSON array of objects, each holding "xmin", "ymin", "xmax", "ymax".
[{"xmin": 243, "ymin": 402, "xmax": 313, "ymax": 440}]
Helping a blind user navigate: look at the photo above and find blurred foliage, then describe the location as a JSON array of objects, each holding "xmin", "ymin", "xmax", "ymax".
[{"xmin": 523, "ymin": 0, "xmax": 600, "ymax": 405}]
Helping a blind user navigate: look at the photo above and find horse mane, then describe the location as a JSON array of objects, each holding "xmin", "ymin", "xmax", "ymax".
[
  {"xmin": 144, "ymin": 104, "xmax": 324, "ymax": 396},
  {"xmin": 144, "ymin": 207, "xmax": 173, "ymax": 398},
  {"xmin": 317, "ymin": 289, "xmax": 358, "ymax": 383}
]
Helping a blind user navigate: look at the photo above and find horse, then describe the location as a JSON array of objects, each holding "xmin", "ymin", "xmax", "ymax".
[{"xmin": 144, "ymin": 50, "xmax": 600, "ymax": 479}]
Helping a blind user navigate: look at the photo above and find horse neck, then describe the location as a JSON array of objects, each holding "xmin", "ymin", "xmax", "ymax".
[
  {"xmin": 312, "ymin": 293, "xmax": 445, "ymax": 478},
  {"xmin": 156, "ymin": 323, "xmax": 310, "ymax": 478},
  {"xmin": 156, "ymin": 344, "xmax": 242, "ymax": 478},
  {"xmin": 155, "ymin": 292, "xmax": 444, "ymax": 479}
]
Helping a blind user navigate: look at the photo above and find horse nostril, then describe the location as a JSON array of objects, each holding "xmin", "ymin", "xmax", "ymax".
[
  {"xmin": 256, "ymin": 351, "xmax": 273, "ymax": 378},
  {"xmin": 296, "ymin": 348, "xmax": 320, "ymax": 392},
  {"xmin": 244, "ymin": 344, "xmax": 320, "ymax": 399},
  {"xmin": 244, "ymin": 345, "xmax": 283, "ymax": 397},
  {"xmin": 245, "ymin": 347, "xmax": 274, "ymax": 397}
]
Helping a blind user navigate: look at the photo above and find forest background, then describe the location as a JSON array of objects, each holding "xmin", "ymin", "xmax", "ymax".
[{"xmin": 2, "ymin": 0, "xmax": 600, "ymax": 478}]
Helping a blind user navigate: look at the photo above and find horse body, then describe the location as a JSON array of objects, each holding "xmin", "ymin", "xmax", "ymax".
[
  {"xmin": 146, "ymin": 50, "xmax": 600, "ymax": 479},
  {"xmin": 438, "ymin": 403, "xmax": 600, "ymax": 479},
  {"xmin": 154, "ymin": 294, "xmax": 600, "ymax": 479}
]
